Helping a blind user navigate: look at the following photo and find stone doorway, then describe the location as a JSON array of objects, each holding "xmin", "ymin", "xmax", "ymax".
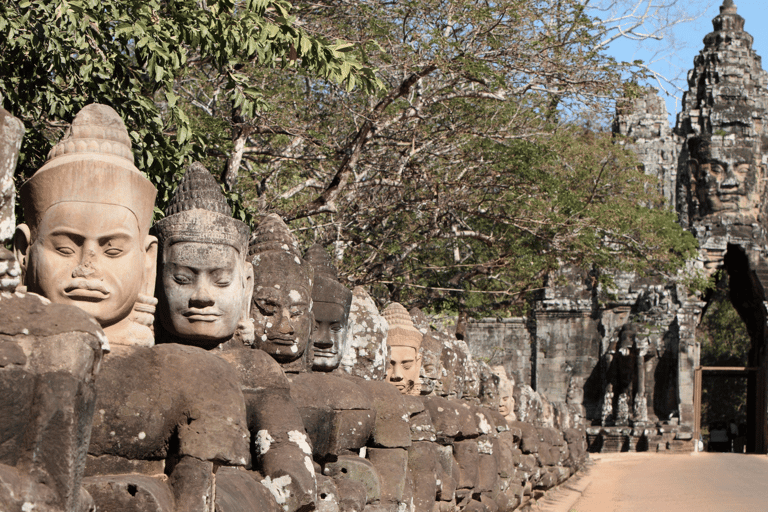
[
  {"xmin": 694, "ymin": 244, "xmax": 768, "ymax": 453},
  {"xmin": 693, "ymin": 366, "xmax": 757, "ymax": 452}
]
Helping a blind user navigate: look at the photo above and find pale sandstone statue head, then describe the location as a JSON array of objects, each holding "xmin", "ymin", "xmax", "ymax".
[
  {"xmin": 154, "ymin": 162, "xmax": 253, "ymax": 348},
  {"xmin": 249, "ymin": 214, "xmax": 314, "ymax": 368},
  {"xmin": 14, "ymin": 104, "xmax": 158, "ymax": 346},
  {"xmin": 383, "ymin": 302, "xmax": 422, "ymax": 395},
  {"xmin": 688, "ymin": 136, "xmax": 765, "ymax": 222},
  {"xmin": 304, "ymin": 244, "xmax": 352, "ymax": 372},
  {"xmin": 493, "ymin": 365, "xmax": 516, "ymax": 422}
]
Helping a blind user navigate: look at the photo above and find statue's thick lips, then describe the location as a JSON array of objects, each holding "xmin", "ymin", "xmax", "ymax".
[
  {"xmin": 64, "ymin": 287, "xmax": 109, "ymax": 302},
  {"xmin": 183, "ymin": 309, "xmax": 223, "ymax": 322},
  {"xmin": 314, "ymin": 349, "xmax": 338, "ymax": 357},
  {"xmin": 268, "ymin": 337, "xmax": 297, "ymax": 346}
]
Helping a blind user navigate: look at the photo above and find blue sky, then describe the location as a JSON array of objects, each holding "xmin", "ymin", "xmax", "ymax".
[{"xmin": 603, "ymin": 0, "xmax": 768, "ymax": 127}]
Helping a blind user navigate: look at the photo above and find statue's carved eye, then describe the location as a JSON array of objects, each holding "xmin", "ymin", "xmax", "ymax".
[
  {"xmin": 254, "ymin": 300, "xmax": 276, "ymax": 315},
  {"xmin": 173, "ymin": 274, "xmax": 193, "ymax": 285},
  {"xmin": 105, "ymin": 248, "xmax": 122, "ymax": 257},
  {"xmin": 56, "ymin": 246, "xmax": 76, "ymax": 256},
  {"xmin": 289, "ymin": 306, "xmax": 304, "ymax": 318},
  {"xmin": 330, "ymin": 323, "xmax": 343, "ymax": 333}
]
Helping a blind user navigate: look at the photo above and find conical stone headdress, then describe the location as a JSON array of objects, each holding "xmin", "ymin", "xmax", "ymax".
[
  {"xmin": 154, "ymin": 162, "xmax": 249, "ymax": 255},
  {"xmin": 20, "ymin": 104, "xmax": 157, "ymax": 235},
  {"xmin": 248, "ymin": 213, "xmax": 303, "ymax": 262},
  {"xmin": 382, "ymin": 302, "xmax": 422, "ymax": 351},
  {"xmin": 248, "ymin": 213, "xmax": 313, "ymax": 296},
  {"xmin": 304, "ymin": 243, "xmax": 352, "ymax": 316}
]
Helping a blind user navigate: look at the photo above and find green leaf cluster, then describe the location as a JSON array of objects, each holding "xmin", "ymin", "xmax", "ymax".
[{"xmin": 0, "ymin": 0, "xmax": 380, "ymax": 215}]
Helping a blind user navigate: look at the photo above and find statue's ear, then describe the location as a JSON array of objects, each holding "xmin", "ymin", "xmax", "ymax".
[
  {"xmin": 242, "ymin": 261, "xmax": 254, "ymax": 320},
  {"xmin": 143, "ymin": 235, "xmax": 158, "ymax": 296},
  {"xmin": 13, "ymin": 224, "xmax": 31, "ymax": 283},
  {"xmin": 688, "ymin": 159, "xmax": 700, "ymax": 180}
]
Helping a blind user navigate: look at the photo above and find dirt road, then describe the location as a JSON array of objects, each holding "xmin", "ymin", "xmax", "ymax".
[{"xmin": 567, "ymin": 452, "xmax": 768, "ymax": 512}]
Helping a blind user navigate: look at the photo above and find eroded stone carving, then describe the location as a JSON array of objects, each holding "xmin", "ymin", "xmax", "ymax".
[
  {"xmin": 494, "ymin": 365, "xmax": 517, "ymax": 423},
  {"xmin": 339, "ymin": 286, "xmax": 388, "ymax": 379},
  {"xmin": 154, "ymin": 162, "xmax": 253, "ymax": 347},
  {"xmin": 249, "ymin": 214, "xmax": 314, "ymax": 372},
  {"xmin": 14, "ymin": 104, "xmax": 158, "ymax": 347},
  {"xmin": 154, "ymin": 164, "xmax": 316, "ymax": 511},
  {"xmin": 304, "ymin": 244, "xmax": 352, "ymax": 372},
  {"xmin": 383, "ymin": 302, "xmax": 422, "ymax": 395},
  {"xmin": 0, "ymin": 292, "xmax": 105, "ymax": 512}
]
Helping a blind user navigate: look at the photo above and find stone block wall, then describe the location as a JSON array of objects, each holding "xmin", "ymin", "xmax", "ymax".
[{"xmin": 465, "ymin": 317, "xmax": 532, "ymax": 387}]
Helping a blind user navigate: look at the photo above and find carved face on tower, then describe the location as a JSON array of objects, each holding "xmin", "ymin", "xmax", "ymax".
[
  {"xmin": 304, "ymin": 244, "xmax": 352, "ymax": 372},
  {"xmin": 383, "ymin": 302, "xmax": 423, "ymax": 395},
  {"xmin": 249, "ymin": 214, "xmax": 314, "ymax": 365},
  {"xmin": 155, "ymin": 163, "xmax": 252, "ymax": 347},
  {"xmin": 14, "ymin": 104, "xmax": 157, "ymax": 346},
  {"xmin": 688, "ymin": 137, "xmax": 764, "ymax": 221}
]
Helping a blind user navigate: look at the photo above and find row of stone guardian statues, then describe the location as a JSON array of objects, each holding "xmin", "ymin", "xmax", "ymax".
[{"xmin": 0, "ymin": 105, "xmax": 587, "ymax": 512}]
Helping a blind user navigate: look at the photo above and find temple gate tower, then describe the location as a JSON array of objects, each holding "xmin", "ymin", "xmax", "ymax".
[{"xmin": 675, "ymin": 0, "xmax": 768, "ymax": 452}]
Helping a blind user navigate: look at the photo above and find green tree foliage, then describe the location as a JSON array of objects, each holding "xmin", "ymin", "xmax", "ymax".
[
  {"xmin": 0, "ymin": 0, "xmax": 380, "ymax": 210},
  {"xmin": 2, "ymin": 0, "xmax": 700, "ymax": 315},
  {"xmin": 187, "ymin": 0, "xmax": 698, "ymax": 313}
]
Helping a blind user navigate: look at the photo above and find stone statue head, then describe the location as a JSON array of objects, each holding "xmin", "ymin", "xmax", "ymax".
[
  {"xmin": 383, "ymin": 302, "xmax": 422, "ymax": 395},
  {"xmin": 493, "ymin": 365, "xmax": 516, "ymax": 422},
  {"xmin": 418, "ymin": 331, "xmax": 444, "ymax": 395},
  {"xmin": 478, "ymin": 362, "xmax": 501, "ymax": 410},
  {"xmin": 688, "ymin": 136, "xmax": 764, "ymax": 222},
  {"xmin": 249, "ymin": 214, "xmax": 314, "ymax": 367},
  {"xmin": 14, "ymin": 104, "xmax": 158, "ymax": 346},
  {"xmin": 154, "ymin": 163, "xmax": 253, "ymax": 348},
  {"xmin": 304, "ymin": 244, "xmax": 352, "ymax": 372}
]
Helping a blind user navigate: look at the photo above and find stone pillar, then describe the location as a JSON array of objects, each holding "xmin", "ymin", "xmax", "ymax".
[
  {"xmin": 677, "ymin": 299, "xmax": 703, "ymax": 427},
  {"xmin": 0, "ymin": 108, "xmax": 23, "ymax": 242}
]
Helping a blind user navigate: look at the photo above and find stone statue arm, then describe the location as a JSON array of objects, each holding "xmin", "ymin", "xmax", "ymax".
[
  {"xmin": 167, "ymin": 456, "xmax": 217, "ymax": 512},
  {"xmin": 247, "ymin": 386, "xmax": 317, "ymax": 512},
  {"xmin": 220, "ymin": 348, "xmax": 317, "ymax": 511}
]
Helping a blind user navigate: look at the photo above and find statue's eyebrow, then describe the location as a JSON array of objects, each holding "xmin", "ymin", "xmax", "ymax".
[
  {"xmin": 45, "ymin": 229, "xmax": 86, "ymax": 247},
  {"xmin": 98, "ymin": 231, "xmax": 134, "ymax": 244}
]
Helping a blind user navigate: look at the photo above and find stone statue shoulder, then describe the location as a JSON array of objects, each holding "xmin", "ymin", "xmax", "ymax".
[
  {"xmin": 217, "ymin": 345, "xmax": 291, "ymax": 393},
  {"xmin": 89, "ymin": 344, "xmax": 250, "ymax": 467},
  {"xmin": 288, "ymin": 371, "xmax": 372, "ymax": 410}
]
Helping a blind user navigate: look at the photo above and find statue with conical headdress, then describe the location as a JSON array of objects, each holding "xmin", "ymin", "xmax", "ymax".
[
  {"xmin": 153, "ymin": 188, "xmax": 317, "ymax": 510},
  {"xmin": 14, "ymin": 103, "xmax": 158, "ymax": 347},
  {"xmin": 154, "ymin": 161, "xmax": 253, "ymax": 348},
  {"xmin": 304, "ymin": 243, "xmax": 352, "ymax": 372},
  {"xmin": 249, "ymin": 213, "xmax": 314, "ymax": 372},
  {"xmin": 383, "ymin": 302, "xmax": 423, "ymax": 395}
]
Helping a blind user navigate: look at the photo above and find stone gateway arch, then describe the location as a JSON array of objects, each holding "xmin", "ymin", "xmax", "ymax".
[{"xmin": 468, "ymin": 0, "xmax": 768, "ymax": 454}]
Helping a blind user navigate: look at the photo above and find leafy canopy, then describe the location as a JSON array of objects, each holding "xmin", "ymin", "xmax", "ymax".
[{"xmin": 0, "ymin": 0, "xmax": 381, "ymax": 210}]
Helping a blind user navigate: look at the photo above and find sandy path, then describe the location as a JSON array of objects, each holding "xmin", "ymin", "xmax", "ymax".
[{"xmin": 569, "ymin": 452, "xmax": 768, "ymax": 512}]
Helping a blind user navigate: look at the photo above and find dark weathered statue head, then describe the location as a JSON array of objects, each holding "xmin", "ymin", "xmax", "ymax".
[
  {"xmin": 249, "ymin": 214, "xmax": 313, "ymax": 366},
  {"xmin": 304, "ymin": 244, "xmax": 352, "ymax": 372},
  {"xmin": 14, "ymin": 104, "xmax": 158, "ymax": 347},
  {"xmin": 418, "ymin": 331, "xmax": 443, "ymax": 395},
  {"xmin": 687, "ymin": 136, "xmax": 764, "ymax": 222},
  {"xmin": 154, "ymin": 163, "xmax": 252, "ymax": 348}
]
